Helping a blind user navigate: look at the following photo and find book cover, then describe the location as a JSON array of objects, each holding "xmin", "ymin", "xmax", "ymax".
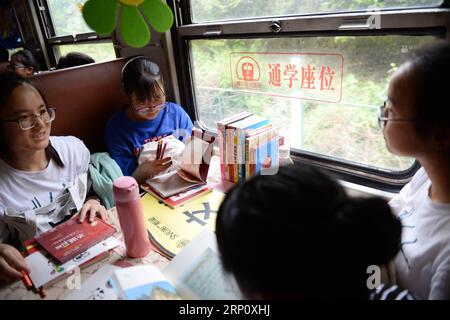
[
  {"xmin": 245, "ymin": 124, "xmax": 273, "ymax": 180},
  {"xmin": 25, "ymin": 236, "xmax": 121, "ymax": 289},
  {"xmin": 234, "ymin": 115, "xmax": 270, "ymax": 182},
  {"xmin": 141, "ymin": 183, "xmax": 212, "ymax": 209},
  {"xmin": 142, "ymin": 190, "xmax": 225, "ymax": 258},
  {"xmin": 35, "ymin": 218, "xmax": 116, "ymax": 264},
  {"xmin": 217, "ymin": 111, "xmax": 252, "ymax": 181},
  {"xmin": 256, "ymin": 128, "xmax": 279, "ymax": 175},
  {"xmin": 109, "ymin": 265, "xmax": 181, "ymax": 300}
]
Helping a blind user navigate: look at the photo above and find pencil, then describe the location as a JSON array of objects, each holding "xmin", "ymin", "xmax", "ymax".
[
  {"xmin": 160, "ymin": 142, "xmax": 167, "ymax": 159},
  {"xmin": 156, "ymin": 140, "xmax": 162, "ymax": 159}
]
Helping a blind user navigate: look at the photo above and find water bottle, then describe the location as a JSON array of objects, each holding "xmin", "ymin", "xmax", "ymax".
[
  {"xmin": 113, "ymin": 176, "xmax": 151, "ymax": 258},
  {"xmin": 279, "ymin": 145, "xmax": 294, "ymax": 166}
]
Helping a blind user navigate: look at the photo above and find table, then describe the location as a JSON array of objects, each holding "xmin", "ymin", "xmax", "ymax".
[
  {"xmin": 0, "ymin": 155, "xmax": 231, "ymax": 300},
  {"xmin": 0, "ymin": 207, "xmax": 170, "ymax": 300}
]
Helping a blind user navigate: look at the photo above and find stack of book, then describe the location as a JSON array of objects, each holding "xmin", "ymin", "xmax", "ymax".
[
  {"xmin": 218, "ymin": 112, "xmax": 279, "ymax": 182},
  {"xmin": 22, "ymin": 218, "xmax": 121, "ymax": 295}
]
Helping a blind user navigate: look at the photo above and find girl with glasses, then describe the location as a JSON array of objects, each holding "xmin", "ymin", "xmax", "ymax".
[
  {"xmin": 0, "ymin": 73, "xmax": 107, "ymax": 283},
  {"xmin": 104, "ymin": 56, "xmax": 193, "ymax": 183},
  {"xmin": 8, "ymin": 50, "xmax": 39, "ymax": 78},
  {"xmin": 382, "ymin": 41, "xmax": 450, "ymax": 299}
]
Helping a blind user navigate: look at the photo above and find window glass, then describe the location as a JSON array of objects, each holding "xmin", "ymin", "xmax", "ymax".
[
  {"xmin": 56, "ymin": 42, "xmax": 116, "ymax": 63},
  {"xmin": 191, "ymin": 0, "xmax": 443, "ymax": 23},
  {"xmin": 190, "ymin": 35, "xmax": 436, "ymax": 171},
  {"xmin": 47, "ymin": 0, "xmax": 92, "ymax": 36}
]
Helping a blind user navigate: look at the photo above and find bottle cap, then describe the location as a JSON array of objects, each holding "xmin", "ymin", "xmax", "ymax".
[{"xmin": 113, "ymin": 176, "xmax": 140, "ymax": 203}]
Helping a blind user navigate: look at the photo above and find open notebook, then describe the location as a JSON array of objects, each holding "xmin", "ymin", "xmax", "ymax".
[{"xmin": 145, "ymin": 134, "xmax": 215, "ymax": 198}]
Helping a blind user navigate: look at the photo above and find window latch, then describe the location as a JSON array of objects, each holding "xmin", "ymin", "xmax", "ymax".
[
  {"xmin": 203, "ymin": 28, "xmax": 222, "ymax": 36},
  {"xmin": 270, "ymin": 20, "xmax": 282, "ymax": 33}
]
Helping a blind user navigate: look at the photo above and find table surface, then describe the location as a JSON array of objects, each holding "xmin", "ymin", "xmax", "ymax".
[{"xmin": 0, "ymin": 155, "xmax": 230, "ymax": 300}]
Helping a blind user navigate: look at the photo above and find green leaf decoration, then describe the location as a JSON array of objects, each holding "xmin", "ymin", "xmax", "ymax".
[
  {"xmin": 140, "ymin": 0, "xmax": 174, "ymax": 33},
  {"xmin": 82, "ymin": 0, "xmax": 118, "ymax": 35},
  {"xmin": 120, "ymin": 5, "xmax": 150, "ymax": 48},
  {"xmin": 81, "ymin": 0, "xmax": 174, "ymax": 48}
]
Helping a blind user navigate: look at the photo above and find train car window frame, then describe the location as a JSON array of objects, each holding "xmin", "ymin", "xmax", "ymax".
[
  {"xmin": 33, "ymin": 0, "xmax": 117, "ymax": 67},
  {"xmin": 169, "ymin": 0, "xmax": 450, "ymax": 191}
]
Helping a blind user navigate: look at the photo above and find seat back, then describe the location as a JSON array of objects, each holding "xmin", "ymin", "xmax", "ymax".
[{"xmin": 31, "ymin": 58, "xmax": 130, "ymax": 152}]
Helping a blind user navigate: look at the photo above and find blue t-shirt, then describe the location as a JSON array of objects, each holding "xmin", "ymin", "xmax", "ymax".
[{"xmin": 104, "ymin": 102, "xmax": 193, "ymax": 176}]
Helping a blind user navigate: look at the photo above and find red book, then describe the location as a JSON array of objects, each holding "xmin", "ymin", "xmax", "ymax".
[{"xmin": 35, "ymin": 218, "xmax": 116, "ymax": 264}]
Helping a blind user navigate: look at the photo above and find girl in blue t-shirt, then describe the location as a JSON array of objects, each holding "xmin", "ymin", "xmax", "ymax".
[{"xmin": 105, "ymin": 57, "xmax": 193, "ymax": 183}]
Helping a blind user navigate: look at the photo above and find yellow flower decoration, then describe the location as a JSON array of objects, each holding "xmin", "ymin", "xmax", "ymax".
[{"xmin": 82, "ymin": 0, "xmax": 174, "ymax": 48}]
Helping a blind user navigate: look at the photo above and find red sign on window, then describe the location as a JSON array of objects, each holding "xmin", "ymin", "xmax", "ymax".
[{"xmin": 230, "ymin": 52, "xmax": 344, "ymax": 103}]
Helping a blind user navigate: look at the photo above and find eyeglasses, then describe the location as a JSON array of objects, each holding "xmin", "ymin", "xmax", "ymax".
[
  {"xmin": 132, "ymin": 92, "xmax": 166, "ymax": 114},
  {"xmin": 7, "ymin": 63, "xmax": 28, "ymax": 71},
  {"xmin": 377, "ymin": 101, "xmax": 413, "ymax": 129},
  {"xmin": 134, "ymin": 102, "xmax": 166, "ymax": 114},
  {"xmin": 0, "ymin": 107, "xmax": 56, "ymax": 130}
]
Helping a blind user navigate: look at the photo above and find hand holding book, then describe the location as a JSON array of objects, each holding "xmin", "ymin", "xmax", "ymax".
[
  {"xmin": 133, "ymin": 157, "xmax": 173, "ymax": 184},
  {"xmin": 144, "ymin": 133, "xmax": 215, "ymax": 199}
]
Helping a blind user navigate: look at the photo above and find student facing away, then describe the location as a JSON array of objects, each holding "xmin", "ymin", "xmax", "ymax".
[
  {"xmin": 216, "ymin": 164, "xmax": 413, "ymax": 300},
  {"xmin": 56, "ymin": 52, "xmax": 95, "ymax": 69},
  {"xmin": 0, "ymin": 73, "xmax": 107, "ymax": 283},
  {"xmin": 380, "ymin": 41, "xmax": 450, "ymax": 299},
  {"xmin": 104, "ymin": 56, "xmax": 193, "ymax": 184}
]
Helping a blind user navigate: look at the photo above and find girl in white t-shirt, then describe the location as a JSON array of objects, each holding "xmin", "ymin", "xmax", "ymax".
[
  {"xmin": 0, "ymin": 73, "xmax": 107, "ymax": 283},
  {"xmin": 380, "ymin": 41, "xmax": 450, "ymax": 299}
]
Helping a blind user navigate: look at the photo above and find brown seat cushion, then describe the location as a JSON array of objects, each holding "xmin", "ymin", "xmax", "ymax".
[{"xmin": 31, "ymin": 58, "xmax": 130, "ymax": 152}]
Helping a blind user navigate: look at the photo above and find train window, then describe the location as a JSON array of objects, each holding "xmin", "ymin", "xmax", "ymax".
[
  {"xmin": 190, "ymin": 35, "xmax": 435, "ymax": 172},
  {"xmin": 36, "ymin": 0, "xmax": 116, "ymax": 64},
  {"xmin": 173, "ymin": 0, "xmax": 450, "ymax": 188},
  {"xmin": 55, "ymin": 41, "xmax": 116, "ymax": 64},
  {"xmin": 190, "ymin": 0, "xmax": 444, "ymax": 23},
  {"xmin": 46, "ymin": 0, "xmax": 91, "ymax": 37}
]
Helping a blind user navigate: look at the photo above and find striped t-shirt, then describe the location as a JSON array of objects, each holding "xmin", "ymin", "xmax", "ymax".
[{"xmin": 370, "ymin": 284, "xmax": 415, "ymax": 300}]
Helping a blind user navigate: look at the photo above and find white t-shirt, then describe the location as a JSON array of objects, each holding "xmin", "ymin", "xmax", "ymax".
[
  {"xmin": 389, "ymin": 167, "xmax": 450, "ymax": 300},
  {"xmin": 0, "ymin": 136, "xmax": 90, "ymax": 243}
]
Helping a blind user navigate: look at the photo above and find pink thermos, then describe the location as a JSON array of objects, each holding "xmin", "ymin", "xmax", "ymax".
[{"xmin": 113, "ymin": 176, "xmax": 151, "ymax": 258}]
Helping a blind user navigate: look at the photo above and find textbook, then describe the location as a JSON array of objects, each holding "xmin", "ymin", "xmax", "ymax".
[
  {"xmin": 141, "ymin": 183, "xmax": 212, "ymax": 209},
  {"xmin": 24, "ymin": 236, "xmax": 121, "ymax": 289},
  {"xmin": 163, "ymin": 229, "xmax": 243, "ymax": 300},
  {"xmin": 218, "ymin": 112, "xmax": 278, "ymax": 183},
  {"xmin": 145, "ymin": 135, "xmax": 215, "ymax": 199},
  {"xmin": 109, "ymin": 265, "xmax": 181, "ymax": 300},
  {"xmin": 35, "ymin": 218, "xmax": 117, "ymax": 264},
  {"xmin": 217, "ymin": 111, "xmax": 253, "ymax": 181},
  {"xmin": 142, "ymin": 189, "xmax": 225, "ymax": 258},
  {"xmin": 104, "ymin": 230, "xmax": 242, "ymax": 300}
]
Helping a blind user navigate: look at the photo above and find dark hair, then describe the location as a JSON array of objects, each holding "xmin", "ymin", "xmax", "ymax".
[
  {"xmin": 11, "ymin": 49, "xmax": 39, "ymax": 72},
  {"xmin": 121, "ymin": 56, "xmax": 165, "ymax": 103},
  {"xmin": 407, "ymin": 41, "xmax": 450, "ymax": 130},
  {"xmin": 0, "ymin": 45, "xmax": 8, "ymax": 62},
  {"xmin": 216, "ymin": 165, "xmax": 401, "ymax": 299},
  {"xmin": 56, "ymin": 52, "xmax": 95, "ymax": 69},
  {"xmin": 0, "ymin": 73, "xmax": 63, "ymax": 167}
]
